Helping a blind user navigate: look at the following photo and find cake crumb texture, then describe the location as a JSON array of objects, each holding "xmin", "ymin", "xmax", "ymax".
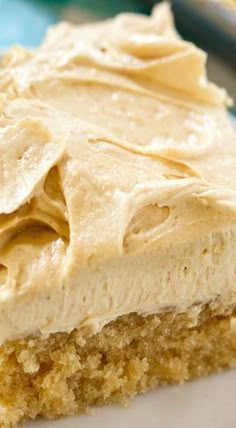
[{"xmin": 1, "ymin": 304, "xmax": 236, "ymax": 427}]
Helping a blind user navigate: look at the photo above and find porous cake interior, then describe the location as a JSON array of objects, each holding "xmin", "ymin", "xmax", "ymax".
[{"xmin": 1, "ymin": 303, "xmax": 236, "ymax": 427}]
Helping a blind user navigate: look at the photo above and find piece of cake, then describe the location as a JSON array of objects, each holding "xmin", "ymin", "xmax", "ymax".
[{"xmin": 0, "ymin": 3, "xmax": 236, "ymax": 427}]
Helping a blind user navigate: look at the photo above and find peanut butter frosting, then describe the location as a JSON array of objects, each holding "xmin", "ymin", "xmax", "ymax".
[{"xmin": 0, "ymin": 3, "xmax": 236, "ymax": 344}]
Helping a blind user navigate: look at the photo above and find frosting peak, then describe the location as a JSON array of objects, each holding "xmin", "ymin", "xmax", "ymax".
[
  {"xmin": 41, "ymin": 3, "xmax": 229, "ymax": 105},
  {"xmin": 1, "ymin": 3, "xmax": 229, "ymax": 105}
]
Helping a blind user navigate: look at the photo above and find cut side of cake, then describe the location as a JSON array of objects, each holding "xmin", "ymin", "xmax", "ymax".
[{"xmin": 0, "ymin": 3, "xmax": 236, "ymax": 427}]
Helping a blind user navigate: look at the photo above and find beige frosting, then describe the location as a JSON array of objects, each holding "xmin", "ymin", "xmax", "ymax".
[{"xmin": 0, "ymin": 3, "xmax": 236, "ymax": 344}]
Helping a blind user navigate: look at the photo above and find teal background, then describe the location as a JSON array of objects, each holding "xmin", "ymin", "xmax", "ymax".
[{"xmin": 0, "ymin": 0, "xmax": 148, "ymax": 48}]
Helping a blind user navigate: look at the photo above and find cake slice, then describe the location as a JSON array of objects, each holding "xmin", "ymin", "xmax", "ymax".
[{"xmin": 0, "ymin": 3, "xmax": 236, "ymax": 427}]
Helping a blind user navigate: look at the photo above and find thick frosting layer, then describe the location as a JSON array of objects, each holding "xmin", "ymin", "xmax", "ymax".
[{"xmin": 0, "ymin": 3, "xmax": 236, "ymax": 344}]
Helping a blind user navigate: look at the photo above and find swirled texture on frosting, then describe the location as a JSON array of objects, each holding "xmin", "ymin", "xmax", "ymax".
[{"xmin": 0, "ymin": 3, "xmax": 236, "ymax": 344}]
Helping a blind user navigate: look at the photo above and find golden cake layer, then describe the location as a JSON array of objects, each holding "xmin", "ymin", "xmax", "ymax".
[{"xmin": 1, "ymin": 304, "xmax": 236, "ymax": 427}]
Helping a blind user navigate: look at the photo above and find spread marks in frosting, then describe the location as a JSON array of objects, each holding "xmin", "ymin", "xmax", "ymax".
[{"xmin": 0, "ymin": 4, "xmax": 235, "ymax": 343}]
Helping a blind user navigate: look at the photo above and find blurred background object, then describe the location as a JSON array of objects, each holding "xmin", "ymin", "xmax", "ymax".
[{"xmin": 0, "ymin": 0, "xmax": 235, "ymax": 112}]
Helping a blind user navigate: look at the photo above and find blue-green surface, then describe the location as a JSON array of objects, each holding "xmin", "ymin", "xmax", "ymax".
[{"xmin": 0, "ymin": 0, "xmax": 147, "ymax": 48}]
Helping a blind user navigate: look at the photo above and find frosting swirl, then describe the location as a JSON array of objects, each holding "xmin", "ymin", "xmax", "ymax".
[{"xmin": 0, "ymin": 4, "xmax": 235, "ymax": 343}]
